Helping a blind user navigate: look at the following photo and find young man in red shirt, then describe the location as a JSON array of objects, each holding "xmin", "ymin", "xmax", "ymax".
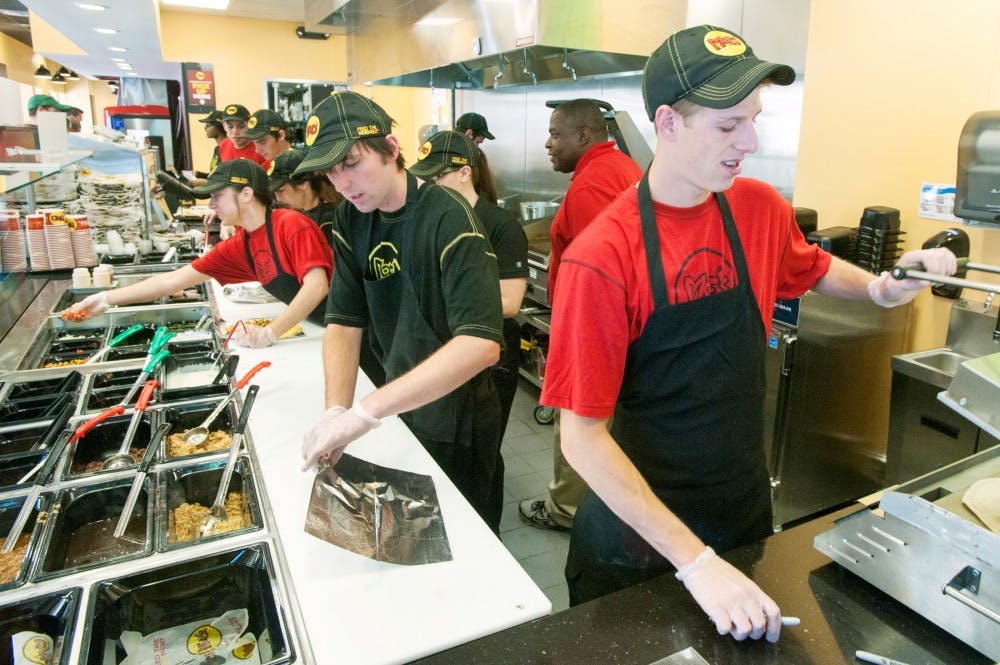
[{"xmin": 218, "ymin": 104, "xmax": 268, "ymax": 167}]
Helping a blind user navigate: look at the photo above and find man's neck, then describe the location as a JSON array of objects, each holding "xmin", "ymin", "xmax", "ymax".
[
  {"xmin": 647, "ymin": 159, "xmax": 711, "ymax": 209},
  {"xmin": 378, "ymin": 169, "xmax": 409, "ymax": 213},
  {"xmin": 236, "ymin": 205, "xmax": 267, "ymax": 232}
]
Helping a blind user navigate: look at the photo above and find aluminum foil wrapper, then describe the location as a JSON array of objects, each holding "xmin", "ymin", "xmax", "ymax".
[{"xmin": 304, "ymin": 454, "xmax": 452, "ymax": 565}]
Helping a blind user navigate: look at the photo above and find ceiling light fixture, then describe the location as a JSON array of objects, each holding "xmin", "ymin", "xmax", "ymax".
[
  {"xmin": 414, "ymin": 17, "xmax": 463, "ymax": 27},
  {"xmin": 110, "ymin": 57, "xmax": 126, "ymax": 62},
  {"xmin": 160, "ymin": 0, "xmax": 230, "ymax": 9},
  {"xmin": 34, "ymin": 64, "xmax": 51, "ymax": 78},
  {"xmin": 51, "ymin": 72, "xmax": 67, "ymax": 84},
  {"xmin": 94, "ymin": 27, "xmax": 118, "ymax": 34},
  {"xmin": 76, "ymin": 3, "xmax": 107, "ymax": 10},
  {"xmin": 57, "ymin": 65, "xmax": 72, "ymax": 77},
  {"xmin": 67, "ymin": 71, "xmax": 80, "ymax": 81},
  {"xmin": 107, "ymin": 46, "xmax": 127, "ymax": 52}
]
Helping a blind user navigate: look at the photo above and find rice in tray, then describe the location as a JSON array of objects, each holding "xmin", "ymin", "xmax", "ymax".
[
  {"xmin": 167, "ymin": 430, "xmax": 232, "ymax": 457},
  {"xmin": 0, "ymin": 533, "xmax": 30, "ymax": 584},
  {"xmin": 169, "ymin": 492, "xmax": 248, "ymax": 542}
]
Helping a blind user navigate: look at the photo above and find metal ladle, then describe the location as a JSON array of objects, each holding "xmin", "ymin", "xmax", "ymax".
[
  {"xmin": 200, "ymin": 384, "xmax": 259, "ymax": 537},
  {"xmin": 103, "ymin": 379, "xmax": 158, "ymax": 470},
  {"xmin": 181, "ymin": 361, "xmax": 270, "ymax": 446}
]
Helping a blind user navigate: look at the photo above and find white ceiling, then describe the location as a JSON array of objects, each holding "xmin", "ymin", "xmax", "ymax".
[{"xmin": 21, "ymin": 0, "xmax": 305, "ymax": 81}]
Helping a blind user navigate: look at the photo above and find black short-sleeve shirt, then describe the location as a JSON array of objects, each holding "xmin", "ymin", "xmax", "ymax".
[
  {"xmin": 473, "ymin": 198, "xmax": 528, "ymax": 280},
  {"xmin": 325, "ymin": 176, "xmax": 503, "ymax": 348}
]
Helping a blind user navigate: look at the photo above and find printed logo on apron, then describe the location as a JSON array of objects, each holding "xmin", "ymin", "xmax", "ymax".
[
  {"xmin": 249, "ymin": 248, "xmax": 277, "ymax": 283},
  {"xmin": 368, "ymin": 241, "xmax": 401, "ymax": 280}
]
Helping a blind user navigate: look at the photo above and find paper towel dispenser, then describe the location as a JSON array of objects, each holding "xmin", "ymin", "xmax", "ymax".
[{"xmin": 955, "ymin": 110, "xmax": 1000, "ymax": 228}]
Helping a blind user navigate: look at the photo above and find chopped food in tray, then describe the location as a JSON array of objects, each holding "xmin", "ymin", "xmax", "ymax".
[
  {"xmin": 167, "ymin": 430, "xmax": 232, "ymax": 457},
  {"xmin": 0, "ymin": 533, "xmax": 30, "ymax": 584},
  {"xmin": 225, "ymin": 319, "xmax": 303, "ymax": 339},
  {"xmin": 169, "ymin": 492, "xmax": 248, "ymax": 542},
  {"xmin": 43, "ymin": 357, "xmax": 87, "ymax": 368}
]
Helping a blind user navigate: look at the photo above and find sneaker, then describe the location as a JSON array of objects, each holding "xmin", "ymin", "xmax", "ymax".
[{"xmin": 518, "ymin": 499, "xmax": 570, "ymax": 532}]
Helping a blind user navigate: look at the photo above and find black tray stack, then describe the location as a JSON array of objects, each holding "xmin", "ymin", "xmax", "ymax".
[{"xmin": 856, "ymin": 206, "xmax": 904, "ymax": 274}]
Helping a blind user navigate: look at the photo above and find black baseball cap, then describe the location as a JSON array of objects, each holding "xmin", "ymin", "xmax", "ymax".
[
  {"xmin": 294, "ymin": 91, "xmax": 394, "ymax": 175},
  {"xmin": 190, "ymin": 158, "xmax": 269, "ymax": 198},
  {"xmin": 245, "ymin": 109, "xmax": 287, "ymax": 140},
  {"xmin": 220, "ymin": 104, "xmax": 251, "ymax": 122},
  {"xmin": 198, "ymin": 109, "xmax": 224, "ymax": 125},
  {"xmin": 267, "ymin": 149, "xmax": 306, "ymax": 191},
  {"xmin": 642, "ymin": 25, "xmax": 795, "ymax": 119},
  {"xmin": 455, "ymin": 112, "xmax": 494, "ymax": 140},
  {"xmin": 409, "ymin": 130, "xmax": 477, "ymax": 179}
]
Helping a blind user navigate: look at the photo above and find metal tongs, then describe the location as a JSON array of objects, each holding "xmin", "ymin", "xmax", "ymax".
[
  {"xmin": 118, "ymin": 326, "xmax": 174, "ymax": 406},
  {"xmin": 114, "ymin": 422, "xmax": 169, "ymax": 538},
  {"xmin": 181, "ymin": 360, "xmax": 270, "ymax": 446},
  {"xmin": 200, "ymin": 384, "xmax": 259, "ymax": 537},
  {"xmin": 892, "ymin": 257, "xmax": 1000, "ymax": 338},
  {"xmin": 1, "ymin": 404, "xmax": 123, "ymax": 553},
  {"xmin": 85, "ymin": 323, "xmax": 144, "ymax": 364}
]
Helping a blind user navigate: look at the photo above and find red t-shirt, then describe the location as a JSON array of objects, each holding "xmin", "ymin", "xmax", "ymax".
[
  {"xmin": 191, "ymin": 208, "xmax": 333, "ymax": 286},
  {"xmin": 218, "ymin": 137, "xmax": 268, "ymax": 168},
  {"xmin": 548, "ymin": 141, "xmax": 642, "ymax": 301},
  {"xmin": 540, "ymin": 178, "xmax": 832, "ymax": 419}
]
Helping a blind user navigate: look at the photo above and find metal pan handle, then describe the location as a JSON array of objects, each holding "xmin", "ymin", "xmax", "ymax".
[{"xmin": 943, "ymin": 566, "xmax": 1000, "ymax": 625}]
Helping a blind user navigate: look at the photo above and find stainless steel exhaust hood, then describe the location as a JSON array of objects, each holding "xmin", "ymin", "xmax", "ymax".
[{"xmin": 305, "ymin": 0, "xmax": 686, "ymax": 88}]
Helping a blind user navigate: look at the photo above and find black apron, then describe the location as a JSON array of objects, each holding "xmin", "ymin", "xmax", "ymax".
[
  {"xmin": 242, "ymin": 208, "xmax": 326, "ymax": 325},
  {"xmin": 566, "ymin": 172, "xmax": 773, "ymax": 605},
  {"xmin": 359, "ymin": 174, "xmax": 503, "ymax": 531}
]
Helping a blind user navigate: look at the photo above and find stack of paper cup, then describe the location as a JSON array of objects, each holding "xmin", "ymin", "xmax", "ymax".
[
  {"xmin": 68, "ymin": 214, "xmax": 97, "ymax": 267},
  {"xmin": 0, "ymin": 211, "xmax": 26, "ymax": 272},
  {"xmin": 24, "ymin": 213, "xmax": 49, "ymax": 271},
  {"xmin": 42, "ymin": 209, "xmax": 75, "ymax": 270}
]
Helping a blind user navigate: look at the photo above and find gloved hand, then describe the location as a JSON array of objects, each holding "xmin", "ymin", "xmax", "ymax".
[
  {"xmin": 301, "ymin": 405, "xmax": 374, "ymax": 470},
  {"xmin": 869, "ymin": 247, "xmax": 958, "ymax": 307},
  {"xmin": 61, "ymin": 291, "xmax": 110, "ymax": 321},
  {"xmin": 229, "ymin": 323, "xmax": 277, "ymax": 348},
  {"xmin": 676, "ymin": 547, "xmax": 782, "ymax": 642}
]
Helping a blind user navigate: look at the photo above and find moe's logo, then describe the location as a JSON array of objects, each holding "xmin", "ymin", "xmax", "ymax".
[
  {"xmin": 247, "ymin": 116, "xmax": 258, "ymax": 129},
  {"xmin": 356, "ymin": 124, "xmax": 380, "ymax": 136},
  {"xmin": 195, "ymin": 71, "xmax": 206, "ymax": 81},
  {"xmin": 225, "ymin": 105, "xmax": 238, "ymax": 115},
  {"xmin": 368, "ymin": 242, "xmax": 401, "ymax": 280},
  {"xmin": 267, "ymin": 161, "xmax": 276, "ymax": 175},
  {"xmin": 703, "ymin": 30, "xmax": 746, "ymax": 56},
  {"xmin": 187, "ymin": 625, "xmax": 222, "ymax": 655},
  {"xmin": 305, "ymin": 116, "xmax": 320, "ymax": 146},
  {"xmin": 230, "ymin": 176, "xmax": 249, "ymax": 185},
  {"xmin": 417, "ymin": 141, "xmax": 432, "ymax": 160}
]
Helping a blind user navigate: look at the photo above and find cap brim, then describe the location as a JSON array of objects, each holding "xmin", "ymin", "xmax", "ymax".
[
  {"xmin": 408, "ymin": 161, "xmax": 447, "ymax": 178},
  {"xmin": 268, "ymin": 176, "xmax": 291, "ymax": 192},
  {"xmin": 294, "ymin": 139, "xmax": 353, "ymax": 175},
  {"xmin": 686, "ymin": 60, "xmax": 796, "ymax": 109},
  {"xmin": 481, "ymin": 130, "xmax": 495, "ymax": 140},
  {"xmin": 243, "ymin": 128, "xmax": 268, "ymax": 140},
  {"xmin": 189, "ymin": 180, "xmax": 229, "ymax": 199}
]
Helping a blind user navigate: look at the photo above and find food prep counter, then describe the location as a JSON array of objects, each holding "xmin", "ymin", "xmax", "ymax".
[{"xmin": 0, "ymin": 274, "xmax": 550, "ymax": 664}]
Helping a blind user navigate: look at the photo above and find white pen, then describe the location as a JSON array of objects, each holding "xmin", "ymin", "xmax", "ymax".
[
  {"xmin": 781, "ymin": 616, "xmax": 800, "ymax": 627},
  {"xmin": 855, "ymin": 649, "xmax": 913, "ymax": 665}
]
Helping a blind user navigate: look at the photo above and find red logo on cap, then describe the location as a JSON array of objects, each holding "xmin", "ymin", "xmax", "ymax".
[
  {"xmin": 305, "ymin": 116, "xmax": 320, "ymax": 146},
  {"xmin": 703, "ymin": 30, "xmax": 746, "ymax": 56}
]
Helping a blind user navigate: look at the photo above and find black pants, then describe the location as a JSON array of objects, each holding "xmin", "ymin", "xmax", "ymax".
[
  {"xmin": 491, "ymin": 318, "xmax": 522, "ymax": 441},
  {"xmin": 416, "ymin": 372, "xmax": 504, "ymax": 534}
]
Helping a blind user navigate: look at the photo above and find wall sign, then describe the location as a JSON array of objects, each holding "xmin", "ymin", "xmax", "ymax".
[{"xmin": 183, "ymin": 62, "xmax": 216, "ymax": 114}]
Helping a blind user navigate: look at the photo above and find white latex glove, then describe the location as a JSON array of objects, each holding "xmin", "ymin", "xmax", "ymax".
[
  {"xmin": 61, "ymin": 291, "xmax": 110, "ymax": 321},
  {"xmin": 301, "ymin": 404, "xmax": 380, "ymax": 470},
  {"xmin": 868, "ymin": 247, "xmax": 958, "ymax": 307},
  {"xmin": 229, "ymin": 323, "xmax": 277, "ymax": 348},
  {"xmin": 676, "ymin": 547, "xmax": 782, "ymax": 642},
  {"xmin": 204, "ymin": 209, "xmax": 236, "ymax": 241}
]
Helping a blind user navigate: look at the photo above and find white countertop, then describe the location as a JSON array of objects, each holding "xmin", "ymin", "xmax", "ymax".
[{"xmin": 210, "ymin": 282, "xmax": 551, "ymax": 664}]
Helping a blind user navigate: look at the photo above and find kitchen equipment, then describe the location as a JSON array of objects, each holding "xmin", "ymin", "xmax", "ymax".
[
  {"xmin": 182, "ymin": 361, "xmax": 270, "ymax": 446},
  {"xmin": 114, "ymin": 423, "xmax": 168, "ymax": 537},
  {"xmin": 1, "ymin": 422, "xmax": 71, "ymax": 553},
  {"xmin": 955, "ymin": 110, "xmax": 1000, "ymax": 229},
  {"xmin": 15, "ymin": 400, "xmax": 75, "ymax": 486},
  {"xmin": 83, "ymin": 323, "xmax": 144, "ymax": 364},
  {"xmin": 814, "ymin": 446, "xmax": 1000, "ymax": 661},
  {"xmin": 922, "ymin": 228, "xmax": 971, "ymax": 298},
  {"xmin": 520, "ymin": 201, "xmax": 560, "ymax": 222},
  {"xmin": 117, "ymin": 346, "xmax": 171, "ymax": 407},
  {"xmin": 103, "ymin": 380, "xmax": 158, "ymax": 470},
  {"xmin": 200, "ymin": 384, "xmax": 259, "ymax": 537}
]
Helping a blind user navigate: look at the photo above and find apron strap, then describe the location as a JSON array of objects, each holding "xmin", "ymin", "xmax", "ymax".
[{"xmin": 637, "ymin": 171, "xmax": 669, "ymax": 309}]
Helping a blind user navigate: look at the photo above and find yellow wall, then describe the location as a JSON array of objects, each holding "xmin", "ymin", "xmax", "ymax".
[
  {"xmin": 796, "ymin": 0, "xmax": 1000, "ymax": 351},
  {"xmin": 158, "ymin": 11, "xmax": 433, "ymax": 174}
]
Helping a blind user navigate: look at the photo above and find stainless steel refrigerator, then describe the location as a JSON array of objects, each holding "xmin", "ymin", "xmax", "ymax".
[{"xmin": 763, "ymin": 292, "xmax": 911, "ymax": 529}]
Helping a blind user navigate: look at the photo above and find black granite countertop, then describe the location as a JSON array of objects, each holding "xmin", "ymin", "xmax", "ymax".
[{"xmin": 413, "ymin": 504, "xmax": 993, "ymax": 665}]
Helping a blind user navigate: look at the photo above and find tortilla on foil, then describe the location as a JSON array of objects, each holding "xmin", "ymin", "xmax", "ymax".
[{"xmin": 304, "ymin": 453, "xmax": 452, "ymax": 565}]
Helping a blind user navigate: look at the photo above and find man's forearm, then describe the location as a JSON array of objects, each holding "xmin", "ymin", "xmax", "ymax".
[{"xmin": 322, "ymin": 324, "xmax": 362, "ymax": 409}]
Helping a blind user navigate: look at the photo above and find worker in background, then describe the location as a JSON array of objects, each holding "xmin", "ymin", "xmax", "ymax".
[
  {"xmin": 66, "ymin": 107, "xmax": 83, "ymax": 133},
  {"xmin": 410, "ymin": 130, "xmax": 528, "ymax": 440},
  {"xmin": 63, "ymin": 159, "xmax": 333, "ymax": 348},
  {"xmin": 297, "ymin": 92, "xmax": 506, "ymax": 533},
  {"xmin": 25, "ymin": 94, "xmax": 69, "ymax": 123},
  {"xmin": 455, "ymin": 112, "xmax": 495, "ymax": 146},
  {"xmin": 246, "ymin": 108, "xmax": 293, "ymax": 162},
  {"xmin": 518, "ymin": 99, "xmax": 642, "ymax": 533},
  {"xmin": 218, "ymin": 104, "xmax": 268, "ymax": 167},
  {"xmin": 540, "ymin": 24, "xmax": 958, "ymax": 641},
  {"xmin": 189, "ymin": 109, "xmax": 225, "ymax": 187}
]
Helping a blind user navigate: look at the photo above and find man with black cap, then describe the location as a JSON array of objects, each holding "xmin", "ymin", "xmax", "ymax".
[
  {"xmin": 62, "ymin": 159, "xmax": 333, "ymax": 348},
  {"xmin": 297, "ymin": 91, "xmax": 506, "ymax": 533},
  {"xmin": 538, "ymin": 25, "xmax": 958, "ymax": 641},
  {"xmin": 218, "ymin": 104, "xmax": 268, "ymax": 166},
  {"xmin": 455, "ymin": 112, "xmax": 494, "ymax": 145},
  {"xmin": 189, "ymin": 109, "xmax": 226, "ymax": 186},
  {"xmin": 245, "ymin": 108, "xmax": 293, "ymax": 163}
]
